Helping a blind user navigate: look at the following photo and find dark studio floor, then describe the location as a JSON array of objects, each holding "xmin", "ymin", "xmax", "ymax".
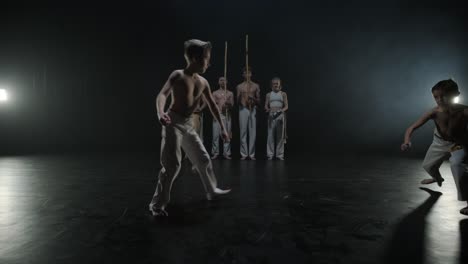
[{"xmin": 0, "ymin": 152, "xmax": 467, "ymax": 264}]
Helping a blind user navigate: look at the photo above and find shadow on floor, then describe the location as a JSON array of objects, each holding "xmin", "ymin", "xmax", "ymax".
[
  {"xmin": 383, "ymin": 187, "xmax": 441, "ymax": 264},
  {"xmin": 460, "ymin": 219, "xmax": 468, "ymax": 264}
]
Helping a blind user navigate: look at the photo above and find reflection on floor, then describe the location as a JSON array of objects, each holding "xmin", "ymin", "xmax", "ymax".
[{"xmin": 0, "ymin": 153, "xmax": 466, "ymax": 264}]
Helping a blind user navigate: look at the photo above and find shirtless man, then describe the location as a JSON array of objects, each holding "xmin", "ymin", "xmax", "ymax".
[
  {"xmin": 149, "ymin": 39, "xmax": 231, "ymax": 216},
  {"xmin": 211, "ymin": 77, "xmax": 234, "ymax": 159},
  {"xmin": 265, "ymin": 77, "xmax": 288, "ymax": 160},
  {"xmin": 236, "ymin": 68, "xmax": 260, "ymax": 160},
  {"xmin": 401, "ymin": 79, "xmax": 468, "ymax": 215}
]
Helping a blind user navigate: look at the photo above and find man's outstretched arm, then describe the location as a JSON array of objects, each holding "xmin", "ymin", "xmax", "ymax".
[{"xmin": 401, "ymin": 109, "xmax": 435, "ymax": 150}]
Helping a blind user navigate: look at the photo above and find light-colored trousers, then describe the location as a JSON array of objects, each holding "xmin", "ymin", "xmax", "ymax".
[
  {"xmin": 239, "ymin": 107, "xmax": 256, "ymax": 158},
  {"xmin": 149, "ymin": 111, "xmax": 218, "ymax": 209},
  {"xmin": 422, "ymin": 133, "xmax": 468, "ymax": 201},
  {"xmin": 182, "ymin": 112, "xmax": 203, "ymax": 171},
  {"xmin": 212, "ymin": 113, "xmax": 231, "ymax": 156},
  {"xmin": 192, "ymin": 112, "xmax": 203, "ymax": 141},
  {"xmin": 267, "ymin": 112, "xmax": 285, "ymax": 158}
]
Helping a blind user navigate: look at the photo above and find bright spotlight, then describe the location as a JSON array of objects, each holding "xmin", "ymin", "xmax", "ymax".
[
  {"xmin": 0, "ymin": 89, "xmax": 7, "ymax": 101},
  {"xmin": 454, "ymin": 96, "xmax": 460, "ymax": 104}
]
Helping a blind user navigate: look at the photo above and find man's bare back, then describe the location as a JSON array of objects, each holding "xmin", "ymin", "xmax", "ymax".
[
  {"xmin": 237, "ymin": 81, "xmax": 260, "ymax": 108},
  {"xmin": 168, "ymin": 69, "xmax": 208, "ymax": 117}
]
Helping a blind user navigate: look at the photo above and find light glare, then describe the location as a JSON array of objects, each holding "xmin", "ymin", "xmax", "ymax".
[{"xmin": 0, "ymin": 89, "xmax": 7, "ymax": 101}]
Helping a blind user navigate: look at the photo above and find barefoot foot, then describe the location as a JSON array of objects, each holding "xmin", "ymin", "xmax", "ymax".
[
  {"xmin": 206, "ymin": 188, "xmax": 231, "ymax": 201},
  {"xmin": 421, "ymin": 178, "xmax": 444, "ymax": 187},
  {"xmin": 149, "ymin": 205, "xmax": 168, "ymax": 217}
]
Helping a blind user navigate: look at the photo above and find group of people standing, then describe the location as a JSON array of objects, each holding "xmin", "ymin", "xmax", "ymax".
[{"xmin": 205, "ymin": 70, "xmax": 289, "ymax": 161}]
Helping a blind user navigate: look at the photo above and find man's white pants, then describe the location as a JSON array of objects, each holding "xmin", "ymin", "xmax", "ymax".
[
  {"xmin": 182, "ymin": 112, "xmax": 203, "ymax": 171},
  {"xmin": 239, "ymin": 107, "xmax": 256, "ymax": 158},
  {"xmin": 149, "ymin": 111, "xmax": 218, "ymax": 210},
  {"xmin": 422, "ymin": 133, "xmax": 468, "ymax": 201},
  {"xmin": 212, "ymin": 113, "xmax": 231, "ymax": 156},
  {"xmin": 192, "ymin": 112, "xmax": 204, "ymax": 141},
  {"xmin": 267, "ymin": 112, "xmax": 285, "ymax": 158}
]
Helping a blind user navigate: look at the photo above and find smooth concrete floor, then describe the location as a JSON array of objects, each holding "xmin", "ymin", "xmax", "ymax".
[{"xmin": 0, "ymin": 153, "xmax": 467, "ymax": 264}]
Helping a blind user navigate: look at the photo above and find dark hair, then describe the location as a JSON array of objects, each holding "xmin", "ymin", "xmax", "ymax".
[
  {"xmin": 184, "ymin": 39, "xmax": 212, "ymax": 61},
  {"xmin": 432, "ymin": 79, "xmax": 459, "ymax": 96},
  {"xmin": 271, "ymin": 77, "xmax": 281, "ymax": 82}
]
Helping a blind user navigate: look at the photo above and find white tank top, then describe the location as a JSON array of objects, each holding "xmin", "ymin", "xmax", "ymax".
[{"xmin": 269, "ymin": 91, "xmax": 283, "ymax": 108}]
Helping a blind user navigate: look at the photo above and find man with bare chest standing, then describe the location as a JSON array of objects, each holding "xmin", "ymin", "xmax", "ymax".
[
  {"xmin": 149, "ymin": 39, "xmax": 231, "ymax": 216},
  {"xmin": 236, "ymin": 68, "xmax": 260, "ymax": 160},
  {"xmin": 211, "ymin": 77, "xmax": 234, "ymax": 159}
]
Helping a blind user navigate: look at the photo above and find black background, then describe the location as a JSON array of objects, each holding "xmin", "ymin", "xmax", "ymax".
[{"xmin": 0, "ymin": 1, "xmax": 467, "ymax": 156}]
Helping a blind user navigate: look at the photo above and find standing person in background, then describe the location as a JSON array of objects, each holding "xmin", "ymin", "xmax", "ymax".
[
  {"xmin": 236, "ymin": 67, "xmax": 260, "ymax": 160},
  {"xmin": 265, "ymin": 77, "xmax": 288, "ymax": 160},
  {"xmin": 211, "ymin": 77, "xmax": 234, "ymax": 159}
]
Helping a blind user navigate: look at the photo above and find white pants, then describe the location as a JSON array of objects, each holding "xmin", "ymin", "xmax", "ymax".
[
  {"xmin": 182, "ymin": 112, "xmax": 203, "ymax": 170},
  {"xmin": 211, "ymin": 113, "xmax": 231, "ymax": 156},
  {"xmin": 422, "ymin": 134, "xmax": 468, "ymax": 201},
  {"xmin": 192, "ymin": 112, "xmax": 203, "ymax": 141},
  {"xmin": 239, "ymin": 107, "xmax": 256, "ymax": 158},
  {"xmin": 267, "ymin": 112, "xmax": 285, "ymax": 158},
  {"xmin": 149, "ymin": 111, "xmax": 218, "ymax": 209}
]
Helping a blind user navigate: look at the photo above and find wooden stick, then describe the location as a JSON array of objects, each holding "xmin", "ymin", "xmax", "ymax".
[
  {"xmin": 245, "ymin": 35, "xmax": 253, "ymax": 110},
  {"xmin": 245, "ymin": 35, "xmax": 249, "ymax": 82},
  {"xmin": 224, "ymin": 41, "xmax": 227, "ymax": 79},
  {"xmin": 224, "ymin": 41, "xmax": 228, "ymax": 118}
]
